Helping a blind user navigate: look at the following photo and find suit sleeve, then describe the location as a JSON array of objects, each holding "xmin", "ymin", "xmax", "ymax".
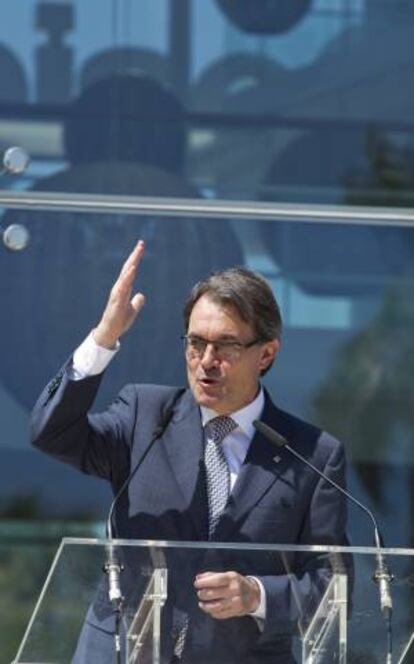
[
  {"xmin": 30, "ymin": 361, "xmax": 137, "ymax": 485},
  {"xmin": 258, "ymin": 435, "xmax": 352, "ymax": 639}
]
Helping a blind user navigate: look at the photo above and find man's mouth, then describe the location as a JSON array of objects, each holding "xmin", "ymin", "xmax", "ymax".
[{"xmin": 198, "ymin": 376, "xmax": 220, "ymax": 386}]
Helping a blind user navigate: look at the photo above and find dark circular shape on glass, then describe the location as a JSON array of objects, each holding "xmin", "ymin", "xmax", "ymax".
[{"xmin": 216, "ymin": 0, "xmax": 311, "ymax": 35}]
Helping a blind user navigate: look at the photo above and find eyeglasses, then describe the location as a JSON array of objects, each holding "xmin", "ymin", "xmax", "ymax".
[{"xmin": 182, "ymin": 334, "xmax": 262, "ymax": 363}]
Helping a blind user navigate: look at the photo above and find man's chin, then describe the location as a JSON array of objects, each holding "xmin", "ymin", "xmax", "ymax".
[{"xmin": 192, "ymin": 384, "xmax": 225, "ymax": 409}]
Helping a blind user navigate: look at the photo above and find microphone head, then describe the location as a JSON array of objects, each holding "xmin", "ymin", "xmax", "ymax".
[
  {"xmin": 253, "ymin": 420, "xmax": 287, "ymax": 447},
  {"xmin": 253, "ymin": 420, "xmax": 287, "ymax": 448}
]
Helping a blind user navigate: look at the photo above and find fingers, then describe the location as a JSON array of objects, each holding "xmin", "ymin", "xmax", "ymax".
[
  {"xmin": 119, "ymin": 240, "xmax": 145, "ymax": 278},
  {"xmin": 194, "ymin": 572, "xmax": 260, "ymax": 619},
  {"xmin": 199, "ymin": 597, "xmax": 238, "ymax": 620},
  {"xmin": 195, "ymin": 572, "xmax": 229, "ymax": 588},
  {"xmin": 130, "ymin": 292, "xmax": 146, "ymax": 314},
  {"xmin": 114, "ymin": 240, "xmax": 145, "ymax": 297},
  {"xmin": 94, "ymin": 241, "xmax": 146, "ymax": 347},
  {"xmin": 195, "ymin": 574, "xmax": 227, "ymax": 602}
]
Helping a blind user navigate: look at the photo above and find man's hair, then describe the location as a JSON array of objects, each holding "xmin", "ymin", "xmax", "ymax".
[{"xmin": 183, "ymin": 267, "xmax": 282, "ymax": 374}]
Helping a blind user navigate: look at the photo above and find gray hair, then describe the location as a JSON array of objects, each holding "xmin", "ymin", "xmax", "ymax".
[{"xmin": 183, "ymin": 267, "xmax": 282, "ymax": 374}]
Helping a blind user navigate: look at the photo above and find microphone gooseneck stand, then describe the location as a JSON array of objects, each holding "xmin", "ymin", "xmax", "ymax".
[
  {"xmin": 103, "ymin": 543, "xmax": 123, "ymax": 664},
  {"xmin": 253, "ymin": 419, "xmax": 394, "ymax": 664},
  {"xmin": 104, "ymin": 388, "xmax": 185, "ymax": 664}
]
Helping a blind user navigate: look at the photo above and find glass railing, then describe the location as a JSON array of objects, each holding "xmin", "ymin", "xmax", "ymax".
[
  {"xmin": 1, "ymin": 194, "xmax": 414, "ymax": 540},
  {"xmin": 1, "ymin": 1, "xmax": 414, "ymax": 205},
  {"xmin": 1, "ymin": 194, "xmax": 414, "ymax": 661}
]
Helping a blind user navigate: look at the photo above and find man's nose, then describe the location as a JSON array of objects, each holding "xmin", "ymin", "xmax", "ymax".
[{"xmin": 200, "ymin": 343, "xmax": 220, "ymax": 368}]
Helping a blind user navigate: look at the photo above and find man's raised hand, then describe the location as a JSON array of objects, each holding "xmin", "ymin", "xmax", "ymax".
[{"xmin": 93, "ymin": 240, "xmax": 146, "ymax": 349}]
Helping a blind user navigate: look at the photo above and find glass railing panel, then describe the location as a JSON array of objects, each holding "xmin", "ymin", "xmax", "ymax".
[
  {"xmin": 1, "ymin": 200, "xmax": 414, "ymax": 660},
  {"xmin": 1, "ymin": 1, "xmax": 414, "ymax": 204},
  {"xmin": 1, "ymin": 202, "xmax": 414, "ymax": 549}
]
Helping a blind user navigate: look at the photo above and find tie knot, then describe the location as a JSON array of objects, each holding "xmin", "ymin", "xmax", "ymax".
[{"xmin": 207, "ymin": 416, "xmax": 237, "ymax": 444}]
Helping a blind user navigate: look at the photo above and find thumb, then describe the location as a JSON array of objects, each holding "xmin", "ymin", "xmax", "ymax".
[{"xmin": 131, "ymin": 292, "xmax": 146, "ymax": 315}]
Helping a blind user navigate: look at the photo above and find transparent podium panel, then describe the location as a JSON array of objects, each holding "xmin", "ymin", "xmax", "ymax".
[
  {"xmin": 302, "ymin": 573, "xmax": 347, "ymax": 664},
  {"xmin": 12, "ymin": 538, "xmax": 414, "ymax": 663}
]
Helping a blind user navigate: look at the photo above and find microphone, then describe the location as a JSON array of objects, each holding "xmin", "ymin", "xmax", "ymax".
[
  {"xmin": 104, "ymin": 388, "xmax": 185, "ymax": 610},
  {"xmin": 253, "ymin": 419, "xmax": 393, "ymax": 620}
]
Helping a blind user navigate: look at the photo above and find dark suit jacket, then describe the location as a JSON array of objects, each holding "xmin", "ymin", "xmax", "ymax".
[{"xmin": 30, "ymin": 364, "xmax": 350, "ymax": 663}]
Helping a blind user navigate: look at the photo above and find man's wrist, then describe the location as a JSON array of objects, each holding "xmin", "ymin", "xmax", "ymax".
[
  {"xmin": 246, "ymin": 576, "xmax": 266, "ymax": 620},
  {"xmin": 92, "ymin": 326, "xmax": 119, "ymax": 350},
  {"xmin": 71, "ymin": 331, "xmax": 120, "ymax": 378},
  {"xmin": 246, "ymin": 576, "xmax": 261, "ymax": 613}
]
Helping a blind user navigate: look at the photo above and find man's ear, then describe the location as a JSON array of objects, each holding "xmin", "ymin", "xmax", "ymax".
[{"xmin": 258, "ymin": 339, "xmax": 279, "ymax": 372}]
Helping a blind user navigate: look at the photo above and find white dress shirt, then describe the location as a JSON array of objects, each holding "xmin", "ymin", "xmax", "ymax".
[
  {"xmin": 71, "ymin": 330, "xmax": 120, "ymax": 378},
  {"xmin": 200, "ymin": 391, "xmax": 264, "ymax": 491},
  {"xmin": 71, "ymin": 332, "xmax": 267, "ymax": 621}
]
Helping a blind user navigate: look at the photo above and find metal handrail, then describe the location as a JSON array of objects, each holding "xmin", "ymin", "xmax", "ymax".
[{"xmin": 1, "ymin": 190, "xmax": 414, "ymax": 226}]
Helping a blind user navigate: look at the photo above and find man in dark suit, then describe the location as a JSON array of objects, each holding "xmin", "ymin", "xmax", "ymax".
[{"xmin": 30, "ymin": 240, "xmax": 349, "ymax": 663}]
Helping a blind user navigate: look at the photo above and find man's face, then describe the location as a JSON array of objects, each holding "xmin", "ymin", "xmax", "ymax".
[{"xmin": 186, "ymin": 294, "xmax": 279, "ymax": 415}]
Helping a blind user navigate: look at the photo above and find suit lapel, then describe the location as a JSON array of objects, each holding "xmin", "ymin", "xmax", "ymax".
[
  {"xmin": 160, "ymin": 389, "xmax": 207, "ymax": 538},
  {"xmin": 158, "ymin": 388, "xmax": 293, "ymax": 541},
  {"xmin": 213, "ymin": 391, "xmax": 291, "ymax": 540}
]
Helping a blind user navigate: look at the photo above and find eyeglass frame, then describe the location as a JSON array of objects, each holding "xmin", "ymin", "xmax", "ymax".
[{"xmin": 181, "ymin": 333, "xmax": 264, "ymax": 363}]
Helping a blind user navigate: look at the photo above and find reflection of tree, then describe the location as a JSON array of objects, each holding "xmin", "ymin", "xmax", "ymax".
[
  {"xmin": 0, "ymin": 494, "xmax": 42, "ymax": 520},
  {"xmin": 314, "ymin": 127, "xmax": 414, "ymax": 530},
  {"xmin": 0, "ymin": 492, "xmax": 98, "ymax": 521},
  {"xmin": 345, "ymin": 126, "xmax": 414, "ymax": 208},
  {"xmin": 0, "ymin": 542, "xmax": 55, "ymax": 664},
  {"xmin": 313, "ymin": 285, "xmax": 414, "ymax": 510}
]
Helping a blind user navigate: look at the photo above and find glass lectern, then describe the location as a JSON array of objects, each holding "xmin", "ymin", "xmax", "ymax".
[{"xmin": 12, "ymin": 539, "xmax": 414, "ymax": 663}]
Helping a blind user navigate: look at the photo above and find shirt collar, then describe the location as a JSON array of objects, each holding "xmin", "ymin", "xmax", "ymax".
[{"xmin": 200, "ymin": 387, "xmax": 265, "ymax": 440}]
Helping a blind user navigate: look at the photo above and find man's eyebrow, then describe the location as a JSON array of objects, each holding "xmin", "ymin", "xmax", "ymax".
[{"xmin": 188, "ymin": 333, "xmax": 242, "ymax": 343}]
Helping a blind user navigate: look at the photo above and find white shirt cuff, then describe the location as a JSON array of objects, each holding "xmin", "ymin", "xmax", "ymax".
[
  {"xmin": 247, "ymin": 575, "xmax": 266, "ymax": 625},
  {"xmin": 70, "ymin": 331, "xmax": 120, "ymax": 379}
]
